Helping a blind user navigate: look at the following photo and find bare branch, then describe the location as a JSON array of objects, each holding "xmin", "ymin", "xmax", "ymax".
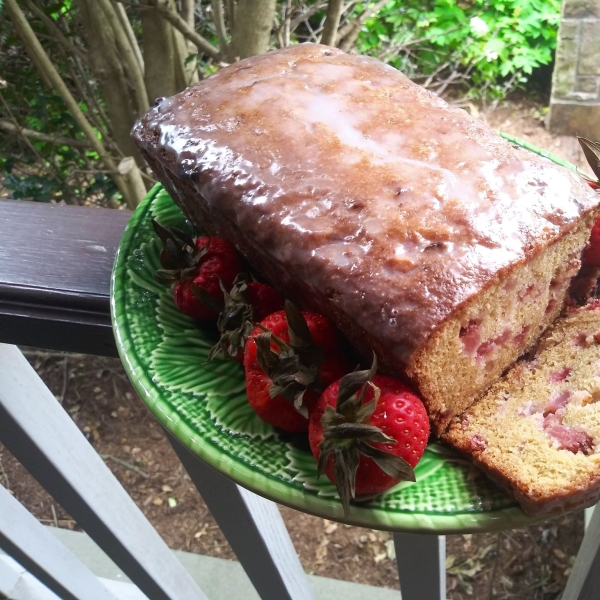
[
  {"xmin": 289, "ymin": 2, "xmax": 326, "ymax": 34},
  {"xmin": 225, "ymin": 0, "xmax": 235, "ymax": 32},
  {"xmin": 73, "ymin": 56, "xmax": 113, "ymax": 136},
  {"xmin": 211, "ymin": 0, "xmax": 231, "ymax": 61},
  {"xmin": 0, "ymin": 92, "xmax": 79, "ymax": 204},
  {"xmin": 0, "ymin": 120, "xmax": 92, "ymax": 148},
  {"xmin": 144, "ymin": 0, "xmax": 220, "ymax": 60},
  {"xmin": 61, "ymin": 50, "xmax": 111, "ymax": 136},
  {"xmin": 181, "ymin": 0, "xmax": 195, "ymax": 27},
  {"xmin": 3, "ymin": 0, "xmax": 144, "ymax": 207},
  {"xmin": 282, "ymin": 0, "xmax": 292, "ymax": 47},
  {"xmin": 117, "ymin": 157, "xmax": 148, "ymax": 208},
  {"xmin": 114, "ymin": 1, "xmax": 145, "ymax": 74},
  {"xmin": 179, "ymin": 0, "xmax": 200, "ymax": 85},
  {"xmin": 338, "ymin": 0, "xmax": 388, "ymax": 51},
  {"xmin": 321, "ymin": 0, "xmax": 344, "ymax": 46},
  {"xmin": 97, "ymin": 0, "xmax": 149, "ymax": 113},
  {"xmin": 24, "ymin": 0, "xmax": 88, "ymax": 62}
]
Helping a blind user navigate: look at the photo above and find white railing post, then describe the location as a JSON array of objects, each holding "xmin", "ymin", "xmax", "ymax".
[
  {"xmin": 168, "ymin": 433, "xmax": 315, "ymax": 600},
  {"xmin": 0, "ymin": 483, "xmax": 119, "ymax": 600},
  {"xmin": 562, "ymin": 503, "xmax": 600, "ymax": 600},
  {"xmin": 0, "ymin": 344, "xmax": 208, "ymax": 600},
  {"xmin": 394, "ymin": 533, "xmax": 446, "ymax": 600}
]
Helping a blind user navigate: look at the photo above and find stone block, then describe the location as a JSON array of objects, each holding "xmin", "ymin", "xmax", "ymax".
[
  {"xmin": 548, "ymin": 102, "xmax": 600, "ymax": 138},
  {"xmin": 579, "ymin": 22, "xmax": 600, "ymax": 75},
  {"xmin": 559, "ymin": 19, "xmax": 579, "ymax": 40},
  {"xmin": 563, "ymin": 0, "xmax": 600, "ymax": 17},
  {"xmin": 575, "ymin": 76, "xmax": 600, "ymax": 95},
  {"xmin": 553, "ymin": 37, "xmax": 578, "ymax": 98}
]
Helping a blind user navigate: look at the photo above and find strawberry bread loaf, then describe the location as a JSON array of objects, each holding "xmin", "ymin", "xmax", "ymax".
[
  {"xmin": 444, "ymin": 302, "xmax": 600, "ymax": 515},
  {"xmin": 132, "ymin": 43, "xmax": 600, "ymax": 434}
]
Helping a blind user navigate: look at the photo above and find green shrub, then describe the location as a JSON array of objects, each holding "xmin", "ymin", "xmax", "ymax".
[{"xmin": 354, "ymin": 0, "xmax": 561, "ymax": 98}]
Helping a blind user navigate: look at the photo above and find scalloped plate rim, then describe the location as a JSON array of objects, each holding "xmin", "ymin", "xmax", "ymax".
[{"xmin": 111, "ymin": 183, "xmax": 550, "ymax": 533}]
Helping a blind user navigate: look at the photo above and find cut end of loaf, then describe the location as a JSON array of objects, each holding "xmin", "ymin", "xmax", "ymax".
[
  {"xmin": 409, "ymin": 213, "xmax": 599, "ymax": 436},
  {"xmin": 443, "ymin": 301, "xmax": 600, "ymax": 516}
]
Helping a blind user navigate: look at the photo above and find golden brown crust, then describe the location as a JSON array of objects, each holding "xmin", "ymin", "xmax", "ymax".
[{"xmin": 133, "ymin": 43, "xmax": 600, "ymax": 431}]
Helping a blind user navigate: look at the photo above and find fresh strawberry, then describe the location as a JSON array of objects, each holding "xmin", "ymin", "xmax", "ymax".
[
  {"xmin": 208, "ymin": 274, "xmax": 284, "ymax": 362},
  {"xmin": 582, "ymin": 217, "xmax": 600, "ymax": 267},
  {"xmin": 309, "ymin": 357, "xmax": 429, "ymax": 516},
  {"xmin": 244, "ymin": 301, "xmax": 349, "ymax": 432},
  {"xmin": 247, "ymin": 281, "xmax": 285, "ymax": 322},
  {"xmin": 152, "ymin": 220, "xmax": 242, "ymax": 319}
]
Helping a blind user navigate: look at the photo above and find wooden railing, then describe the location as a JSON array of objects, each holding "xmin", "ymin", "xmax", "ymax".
[{"xmin": 0, "ymin": 198, "xmax": 599, "ymax": 600}]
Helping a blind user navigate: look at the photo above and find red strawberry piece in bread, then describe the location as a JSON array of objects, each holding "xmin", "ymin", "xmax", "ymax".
[
  {"xmin": 152, "ymin": 220, "xmax": 241, "ymax": 319},
  {"xmin": 244, "ymin": 301, "xmax": 350, "ymax": 432},
  {"xmin": 309, "ymin": 356, "xmax": 429, "ymax": 516},
  {"xmin": 208, "ymin": 274, "xmax": 284, "ymax": 362}
]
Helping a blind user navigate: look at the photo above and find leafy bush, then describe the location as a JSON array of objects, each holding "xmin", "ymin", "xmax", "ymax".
[
  {"xmin": 1, "ymin": 0, "xmax": 561, "ymax": 205},
  {"xmin": 0, "ymin": 4, "xmax": 117, "ymax": 204},
  {"xmin": 354, "ymin": 0, "xmax": 561, "ymax": 98}
]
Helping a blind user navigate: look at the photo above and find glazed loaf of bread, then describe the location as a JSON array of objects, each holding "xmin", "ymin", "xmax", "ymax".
[
  {"xmin": 444, "ymin": 302, "xmax": 600, "ymax": 516},
  {"xmin": 132, "ymin": 44, "xmax": 600, "ymax": 434}
]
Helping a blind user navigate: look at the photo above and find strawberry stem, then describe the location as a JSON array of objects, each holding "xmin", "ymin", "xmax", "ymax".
[{"xmin": 254, "ymin": 301, "xmax": 325, "ymax": 418}]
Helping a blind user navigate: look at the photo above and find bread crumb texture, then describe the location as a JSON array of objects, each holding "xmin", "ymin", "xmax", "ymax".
[
  {"xmin": 411, "ymin": 216, "xmax": 595, "ymax": 435},
  {"xmin": 443, "ymin": 301, "xmax": 600, "ymax": 515}
]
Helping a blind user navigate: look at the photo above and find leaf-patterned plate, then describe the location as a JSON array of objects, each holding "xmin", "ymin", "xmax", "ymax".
[{"xmin": 112, "ymin": 184, "xmax": 549, "ymax": 534}]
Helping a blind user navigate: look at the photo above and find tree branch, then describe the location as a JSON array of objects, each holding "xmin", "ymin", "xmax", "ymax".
[
  {"xmin": 178, "ymin": 0, "xmax": 200, "ymax": 84},
  {"xmin": 231, "ymin": 0, "xmax": 277, "ymax": 59},
  {"xmin": 0, "ymin": 92, "xmax": 79, "ymax": 205},
  {"xmin": 114, "ymin": 1, "xmax": 145, "ymax": 74},
  {"xmin": 282, "ymin": 0, "xmax": 293, "ymax": 47},
  {"xmin": 225, "ymin": 0, "xmax": 235, "ymax": 32},
  {"xmin": 144, "ymin": 0, "xmax": 220, "ymax": 60},
  {"xmin": 289, "ymin": 2, "xmax": 327, "ymax": 34},
  {"xmin": 96, "ymin": 0, "xmax": 149, "ymax": 113},
  {"xmin": 211, "ymin": 0, "xmax": 231, "ymax": 61},
  {"xmin": 4, "ymin": 0, "xmax": 144, "ymax": 207},
  {"xmin": 181, "ymin": 0, "xmax": 195, "ymax": 28},
  {"xmin": 321, "ymin": 0, "xmax": 344, "ymax": 46},
  {"xmin": 53, "ymin": 40, "xmax": 111, "ymax": 137},
  {"xmin": 0, "ymin": 120, "xmax": 92, "ymax": 148},
  {"xmin": 73, "ymin": 55, "xmax": 113, "ymax": 137},
  {"xmin": 24, "ymin": 0, "xmax": 88, "ymax": 62},
  {"xmin": 338, "ymin": 0, "xmax": 388, "ymax": 51}
]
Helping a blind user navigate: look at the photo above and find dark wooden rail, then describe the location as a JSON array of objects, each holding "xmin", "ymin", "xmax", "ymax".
[{"xmin": 0, "ymin": 200, "xmax": 131, "ymax": 356}]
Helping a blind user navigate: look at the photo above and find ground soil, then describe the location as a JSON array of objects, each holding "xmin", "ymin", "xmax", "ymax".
[{"xmin": 1, "ymin": 100, "xmax": 596, "ymax": 599}]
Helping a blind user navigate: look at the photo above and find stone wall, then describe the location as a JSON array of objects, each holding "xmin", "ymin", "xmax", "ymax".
[{"xmin": 548, "ymin": 0, "xmax": 600, "ymax": 138}]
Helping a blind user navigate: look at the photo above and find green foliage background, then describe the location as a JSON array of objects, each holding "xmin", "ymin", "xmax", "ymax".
[
  {"xmin": 0, "ymin": 0, "xmax": 562, "ymax": 203},
  {"xmin": 354, "ymin": 0, "xmax": 561, "ymax": 97},
  {"xmin": 0, "ymin": 1, "xmax": 116, "ymax": 204}
]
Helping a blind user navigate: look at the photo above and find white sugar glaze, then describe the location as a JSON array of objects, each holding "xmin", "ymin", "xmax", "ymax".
[{"xmin": 134, "ymin": 44, "xmax": 599, "ymax": 364}]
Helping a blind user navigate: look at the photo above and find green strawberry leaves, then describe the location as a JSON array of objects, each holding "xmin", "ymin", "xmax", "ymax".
[
  {"xmin": 205, "ymin": 274, "xmax": 255, "ymax": 362},
  {"xmin": 578, "ymin": 137, "xmax": 600, "ymax": 190},
  {"xmin": 152, "ymin": 218, "xmax": 208, "ymax": 284},
  {"xmin": 254, "ymin": 300, "xmax": 324, "ymax": 418}
]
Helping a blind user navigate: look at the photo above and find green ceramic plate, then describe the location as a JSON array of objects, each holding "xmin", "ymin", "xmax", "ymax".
[{"xmin": 112, "ymin": 140, "xmax": 570, "ymax": 533}]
